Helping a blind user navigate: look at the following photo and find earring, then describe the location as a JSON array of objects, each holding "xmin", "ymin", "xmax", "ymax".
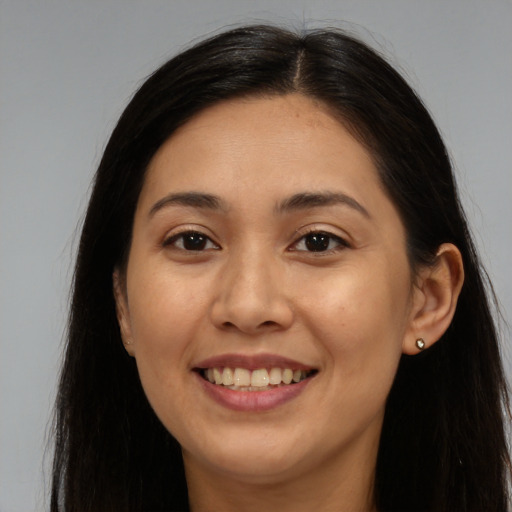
[{"xmin": 415, "ymin": 338, "xmax": 426, "ymax": 350}]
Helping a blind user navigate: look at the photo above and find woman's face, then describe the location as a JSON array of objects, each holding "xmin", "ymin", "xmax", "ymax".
[{"xmin": 116, "ymin": 94, "xmax": 420, "ymax": 484}]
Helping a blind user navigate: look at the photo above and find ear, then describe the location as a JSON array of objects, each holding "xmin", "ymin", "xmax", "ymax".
[
  {"xmin": 403, "ymin": 243, "xmax": 464, "ymax": 355},
  {"xmin": 113, "ymin": 269, "xmax": 135, "ymax": 357}
]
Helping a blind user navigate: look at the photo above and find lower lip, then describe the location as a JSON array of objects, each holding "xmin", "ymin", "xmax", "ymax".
[{"xmin": 195, "ymin": 373, "xmax": 314, "ymax": 412}]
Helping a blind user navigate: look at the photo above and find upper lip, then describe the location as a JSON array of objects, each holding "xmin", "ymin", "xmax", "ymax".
[{"xmin": 193, "ymin": 353, "xmax": 316, "ymax": 371}]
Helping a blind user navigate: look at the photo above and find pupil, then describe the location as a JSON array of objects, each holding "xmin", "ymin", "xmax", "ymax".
[
  {"xmin": 305, "ymin": 233, "xmax": 330, "ymax": 252},
  {"xmin": 183, "ymin": 232, "xmax": 207, "ymax": 250}
]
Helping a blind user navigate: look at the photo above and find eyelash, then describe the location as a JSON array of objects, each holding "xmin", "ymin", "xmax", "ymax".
[
  {"xmin": 162, "ymin": 230, "xmax": 220, "ymax": 251},
  {"xmin": 289, "ymin": 229, "xmax": 350, "ymax": 254},
  {"xmin": 163, "ymin": 229, "xmax": 349, "ymax": 254}
]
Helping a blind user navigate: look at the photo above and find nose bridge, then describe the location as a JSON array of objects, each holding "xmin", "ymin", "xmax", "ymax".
[{"xmin": 211, "ymin": 243, "xmax": 293, "ymax": 333}]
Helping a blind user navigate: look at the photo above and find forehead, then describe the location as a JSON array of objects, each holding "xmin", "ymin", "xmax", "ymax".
[{"xmin": 142, "ymin": 94, "xmax": 381, "ymax": 200}]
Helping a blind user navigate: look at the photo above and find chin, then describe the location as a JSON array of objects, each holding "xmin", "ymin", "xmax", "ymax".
[{"xmin": 182, "ymin": 431, "xmax": 311, "ymax": 483}]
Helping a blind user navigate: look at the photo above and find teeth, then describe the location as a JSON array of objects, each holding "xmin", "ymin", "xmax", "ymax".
[
  {"xmin": 233, "ymin": 368, "xmax": 251, "ymax": 387},
  {"xmin": 282, "ymin": 368, "xmax": 293, "ymax": 385},
  {"xmin": 251, "ymin": 368, "xmax": 269, "ymax": 387},
  {"xmin": 203, "ymin": 366, "xmax": 313, "ymax": 388},
  {"xmin": 269, "ymin": 367, "xmax": 282, "ymax": 385},
  {"xmin": 222, "ymin": 367, "xmax": 234, "ymax": 386}
]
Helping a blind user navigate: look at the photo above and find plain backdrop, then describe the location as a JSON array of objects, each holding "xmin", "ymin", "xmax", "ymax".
[{"xmin": 1, "ymin": 1, "xmax": 511, "ymax": 510}]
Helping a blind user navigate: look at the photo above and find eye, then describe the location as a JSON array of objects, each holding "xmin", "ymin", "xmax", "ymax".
[
  {"xmin": 163, "ymin": 231, "xmax": 220, "ymax": 251},
  {"xmin": 291, "ymin": 231, "xmax": 349, "ymax": 253}
]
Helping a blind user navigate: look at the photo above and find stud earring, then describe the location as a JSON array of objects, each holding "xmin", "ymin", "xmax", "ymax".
[{"xmin": 415, "ymin": 338, "xmax": 426, "ymax": 350}]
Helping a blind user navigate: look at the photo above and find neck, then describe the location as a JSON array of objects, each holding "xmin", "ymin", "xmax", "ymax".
[{"xmin": 184, "ymin": 436, "xmax": 379, "ymax": 512}]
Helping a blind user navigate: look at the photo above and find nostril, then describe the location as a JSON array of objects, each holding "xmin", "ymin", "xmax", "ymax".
[{"xmin": 221, "ymin": 319, "xmax": 280, "ymax": 332}]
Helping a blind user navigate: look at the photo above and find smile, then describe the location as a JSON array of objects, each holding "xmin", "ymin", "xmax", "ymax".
[
  {"xmin": 193, "ymin": 354, "xmax": 318, "ymax": 411},
  {"xmin": 200, "ymin": 367, "xmax": 316, "ymax": 391}
]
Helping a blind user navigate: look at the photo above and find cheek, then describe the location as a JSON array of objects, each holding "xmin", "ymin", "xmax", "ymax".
[
  {"xmin": 127, "ymin": 260, "xmax": 208, "ymax": 342},
  {"xmin": 126, "ymin": 281, "xmax": 201, "ymax": 430},
  {"xmin": 302, "ymin": 262, "xmax": 409, "ymax": 337},
  {"xmin": 311, "ymin": 279, "xmax": 407, "ymax": 440},
  {"xmin": 298, "ymin": 262, "xmax": 410, "ymax": 387},
  {"xmin": 125, "ymin": 269, "xmax": 205, "ymax": 391}
]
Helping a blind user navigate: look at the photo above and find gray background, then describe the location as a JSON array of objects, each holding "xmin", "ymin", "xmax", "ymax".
[{"xmin": 1, "ymin": 1, "xmax": 511, "ymax": 510}]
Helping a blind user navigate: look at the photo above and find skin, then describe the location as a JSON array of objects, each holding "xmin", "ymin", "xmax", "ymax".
[{"xmin": 114, "ymin": 94, "xmax": 463, "ymax": 512}]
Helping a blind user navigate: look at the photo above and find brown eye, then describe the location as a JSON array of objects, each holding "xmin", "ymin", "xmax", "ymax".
[
  {"xmin": 304, "ymin": 233, "xmax": 331, "ymax": 252},
  {"xmin": 164, "ymin": 231, "xmax": 219, "ymax": 251},
  {"xmin": 292, "ymin": 231, "xmax": 348, "ymax": 253}
]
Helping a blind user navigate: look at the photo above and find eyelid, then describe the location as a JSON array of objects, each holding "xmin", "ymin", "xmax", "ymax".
[
  {"xmin": 162, "ymin": 225, "xmax": 221, "ymax": 250},
  {"xmin": 289, "ymin": 225, "xmax": 351, "ymax": 253}
]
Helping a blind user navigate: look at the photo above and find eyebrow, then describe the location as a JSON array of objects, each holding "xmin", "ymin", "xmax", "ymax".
[
  {"xmin": 149, "ymin": 192, "xmax": 227, "ymax": 217},
  {"xmin": 275, "ymin": 192, "xmax": 370, "ymax": 218},
  {"xmin": 148, "ymin": 190, "xmax": 370, "ymax": 219}
]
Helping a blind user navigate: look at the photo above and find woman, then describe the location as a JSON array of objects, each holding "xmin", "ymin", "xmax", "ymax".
[{"xmin": 50, "ymin": 25, "xmax": 510, "ymax": 511}]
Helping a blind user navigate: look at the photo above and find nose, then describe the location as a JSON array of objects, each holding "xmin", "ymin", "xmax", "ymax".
[{"xmin": 210, "ymin": 249, "xmax": 294, "ymax": 335}]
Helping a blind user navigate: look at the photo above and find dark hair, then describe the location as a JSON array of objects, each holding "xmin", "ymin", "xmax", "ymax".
[{"xmin": 50, "ymin": 24, "xmax": 510, "ymax": 511}]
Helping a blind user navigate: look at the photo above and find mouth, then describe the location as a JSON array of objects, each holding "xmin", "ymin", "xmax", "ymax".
[
  {"xmin": 193, "ymin": 355, "xmax": 318, "ymax": 411},
  {"xmin": 196, "ymin": 367, "xmax": 318, "ymax": 391}
]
